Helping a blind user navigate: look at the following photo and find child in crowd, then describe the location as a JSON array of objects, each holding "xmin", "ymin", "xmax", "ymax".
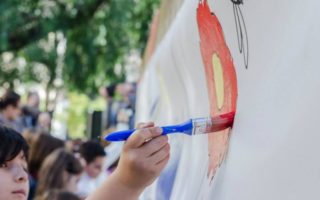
[
  {"xmin": 0, "ymin": 125, "xmax": 29, "ymax": 200},
  {"xmin": 27, "ymin": 131, "xmax": 65, "ymax": 199},
  {"xmin": 35, "ymin": 148, "xmax": 83, "ymax": 197},
  {"xmin": 28, "ymin": 131, "xmax": 65, "ymax": 180},
  {"xmin": 77, "ymin": 141, "xmax": 106, "ymax": 197}
]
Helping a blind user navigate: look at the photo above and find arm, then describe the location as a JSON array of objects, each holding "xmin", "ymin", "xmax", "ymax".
[{"xmin": 86, "ymin": 122, "xmax": 170, "ymax": 200}]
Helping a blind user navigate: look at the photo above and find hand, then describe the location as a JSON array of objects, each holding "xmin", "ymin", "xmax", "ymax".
[
  {"xmin": 86, "ymin": 122, "xmax": 170, "ymax": 200},
  {"xmin": 113, "ymin": 122, "xmax": 170, "ymax": 191}
]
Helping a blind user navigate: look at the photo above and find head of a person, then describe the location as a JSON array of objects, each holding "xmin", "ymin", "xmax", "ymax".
[
  {"xmin": 116, "ymin": 82, "xmax": 135, "ymax": 97},
  {"xmin": 79, "ymin": 141, "xmax": 106, "ymax": 178},
  {"xmin": 36, "ymin": 148, "xmax": 83, "ymax": 196},
  {"xmin": 35, "ymin": 189, "xmax": 80, "ymax": 200},
  {"xmin": 28, "ymin": 132, "xmax": 64, "ymax": 179},
  {"xmin": 99, "ymin": 84, "xmax": 117, "ymax": 100},
  {"xmin": 0, "ymin": 90, "xmax": 21, "ymax": 121},
  {"xmin": 26, "ymin": 92, "xmax": 40, "ymax": 108},
  {"xmin": 0, "ymin": 125, "xmax": 29, "ymax": 200},
  {"xmin": 37, "ymin": 112, "xmax": 51, "ymax": 131}
]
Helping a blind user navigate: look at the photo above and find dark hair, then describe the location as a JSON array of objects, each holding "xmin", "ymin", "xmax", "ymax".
[
  {"xmin": 79, "ymin": 141, "xmax": 106, "ymax": 164},
  {"xmin": 36, "ymin": 148, "xmax": 83, "ymax": 196},
  {"xmin": 0, "ymin": 90, "xmax": 21, "ymax": 110},
  {"xmin": 106, "ymin": 84, "xmax": 117, "ymax": 97},
  {"xmin": 0, "ymin": 125, "xmax": 28, "ymax": 164},
  {"xmin": 28, "ymin": 131, "xmax": 65, "ymax": 179},
  {"xmin": 35, "ymin": 189, "xmax": 81, "ymax": 200}
]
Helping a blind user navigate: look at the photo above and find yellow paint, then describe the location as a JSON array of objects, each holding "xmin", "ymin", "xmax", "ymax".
[{"xmin": 212, "ymin": 53, "xmax": 224, "ymax": 110}]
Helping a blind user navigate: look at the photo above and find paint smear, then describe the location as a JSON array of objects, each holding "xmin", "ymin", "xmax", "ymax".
[
  {"xmin": 212, "ymin": 53, "xmax": 225, "ymax": 110},
  {"xmin": 197, "ymin": 0, "xmax": 238, "ymax": 181}
]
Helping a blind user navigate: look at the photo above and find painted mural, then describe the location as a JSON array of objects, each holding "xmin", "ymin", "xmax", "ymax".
[{"xmin": 137, "ymin": 0, "xmax": 320, "ymax": 199}]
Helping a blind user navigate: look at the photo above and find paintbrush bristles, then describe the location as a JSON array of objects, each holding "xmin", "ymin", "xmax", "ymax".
[{"xmin": 191, "ymin": 112, "xmax": 235, "ymax": 135}]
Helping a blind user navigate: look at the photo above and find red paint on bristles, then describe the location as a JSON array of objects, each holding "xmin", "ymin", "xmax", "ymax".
[
  {"xmin": 208, "ymin": 112, "xmax": 235, "ymax": 132},
  {"xmin": 218, "ymin": 112, "xmax": 235, "ymax": 119}
]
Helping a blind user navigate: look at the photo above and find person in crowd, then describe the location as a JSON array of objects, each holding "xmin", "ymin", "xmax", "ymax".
[
  {"xmin": 0, "ymin": 90, "xmax": 23, "ymax": 131},
  {"xmin": 21, "ymin": 92, "xmax": 40, "ymax": 129},
  {"xmin": 36, "ymin": 112, "xmax": 51, "ymax": 132},
  {"xmin": 100, "ymin": 82, "xmax": 137, "ymax": 132},
  {"xmin": 0, "ymin": 125, "xmax": 29, "ymax": 200},
  {"xmin": 77, "ymin": 141, "xmax": 106, "ymax": 197},
  {"xmin": 0, "ymin": 121, "xmax": 170, "ymax": 200},
  {"xmin": 35, "ymin": 148, "xmax": 83, "ymax": 197},
  {"xmin": 27, "ymin": 131, "xmax": 65, "ymax": 199},
  {"xmin": 115, "ymin": 82, "xmax": 136, "ymax": 130},
  {"xmin": 28, "ymin": 131, "xmax": 65, "ymax": 179},
  {"xmin": 99, "ymin": 83, "xmax": 120, "ymax": 130}
]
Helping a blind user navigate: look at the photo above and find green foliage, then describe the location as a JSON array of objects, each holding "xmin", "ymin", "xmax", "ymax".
[
  {"xmin": 65, "ymin": 92, "xmax": 106, "ymax": 138},
  {"xmin": 65, "ymin": 92, "xmax": 90, "ymax": 138},
  {"xmin": 0, "ymin": 0, "xmax": 160, "ymax": 93}
]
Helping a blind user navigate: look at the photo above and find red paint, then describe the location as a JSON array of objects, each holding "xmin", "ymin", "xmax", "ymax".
[
  {"xmin": 208, "ymin": 113, "xmax": 235, "ymax": 133},
  {"xmin": 219, "ymin": 111, "xmax": 235, "ymax": 119},
  {"xmin": 197, "ymin": 0, "xmax": 238, "ymax": 180}
]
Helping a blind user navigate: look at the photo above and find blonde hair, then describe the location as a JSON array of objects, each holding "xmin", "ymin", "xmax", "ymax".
[
  {"xmin": 36, "ymin": 148, "xmax": 83, "ymax": 196},
  {"xmin": 35, "ymin": 189, "xmax": 81, "ymax": 200},
  {"xmin": 28, "ymin": 131, "xmax": 64, "ymax": 178}
]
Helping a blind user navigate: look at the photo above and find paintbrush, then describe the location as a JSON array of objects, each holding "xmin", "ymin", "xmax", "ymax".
[{"xmin": 105, "ymin": 112, "xmax": 235, "ymax": 142}]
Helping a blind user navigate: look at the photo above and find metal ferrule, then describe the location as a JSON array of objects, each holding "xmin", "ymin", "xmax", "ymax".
[{"xmin": 191, "ymin": 117, "xmax": 212, "ymax": 135}]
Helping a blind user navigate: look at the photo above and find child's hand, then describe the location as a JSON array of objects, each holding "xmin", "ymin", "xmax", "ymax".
[
  {"xmin": 86, "ymin": 122, "xmax": 170, "ymax": 200},
  {"xmin": 114, "ymin": 122, "xmax": 170, "ymax": 191}
]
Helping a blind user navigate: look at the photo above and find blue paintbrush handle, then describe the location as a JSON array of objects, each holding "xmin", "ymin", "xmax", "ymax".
[
  {"xmin": 105, "ymin": 119, "xmax": 193, "ymax": 142},
  {"xmin": 105, "ymin": 129, "xmax": 136, "ymax": 141}
]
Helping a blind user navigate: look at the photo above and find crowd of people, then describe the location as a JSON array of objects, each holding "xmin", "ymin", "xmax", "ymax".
[
  {"xmin": 0, "ymin": 90, "xmax": 51, "ymax": 133},
  {"xmin": 0, "ymin": 120, "xmax": 170, "ymax": 200},
  {"xmin": 0, "ymin": 81, "xmax": 165, "ymax": 200}
]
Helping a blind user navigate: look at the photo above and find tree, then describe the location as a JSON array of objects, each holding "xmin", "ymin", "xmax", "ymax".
[{"xmin": 0, "ymin": 0, "xmax": 160, "ymax": 94}]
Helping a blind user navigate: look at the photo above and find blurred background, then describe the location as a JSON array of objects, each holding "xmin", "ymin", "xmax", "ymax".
[
  {"xmin": 0, "ymin": 1, "xmax": 162, "ymax": 199},
  {"xmin": 0, "ymin": 0, "xmax": 160, "ymax": 139}
]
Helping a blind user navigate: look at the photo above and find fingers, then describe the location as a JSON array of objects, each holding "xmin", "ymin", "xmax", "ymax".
[
  {"xmin": 136, "ymin": 122, "xmax": 154, "ymax": 129},
  {"xmin": 126, "ymin": 126, "xmax": 163, "ymax": 149},
  {"xmin": 153, "ymin": 154, "xmax": 170, "ymax": 175},
  {"xmin": 143, "ymin": 135, "xmax": 168, "ymax": 157},
  {"xmin": 156, "ymin": 154, "xmax": 170, "ymax": 168},
  {"xmin": 147, "ymin": 143, "xmax": 170, "ymax": 165}
]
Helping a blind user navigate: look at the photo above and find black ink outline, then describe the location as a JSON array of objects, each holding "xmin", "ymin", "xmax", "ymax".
[
  {"xmin": 231, "ymin": 0, "xmax": 243, "ymax": 5},
  {"xmin": 231, "ymin": 0, "xmax": 249, "ymax": 68}
]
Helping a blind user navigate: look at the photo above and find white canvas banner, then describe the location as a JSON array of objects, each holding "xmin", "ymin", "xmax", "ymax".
[{"xmin": 137, "ymin": 0, "xmax": 320, "ymax": 199}]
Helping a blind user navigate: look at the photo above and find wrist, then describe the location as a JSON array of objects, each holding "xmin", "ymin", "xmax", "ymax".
[{"xmin": 111, "ymin": 169, "xmax": 144, "ymax": 197}]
